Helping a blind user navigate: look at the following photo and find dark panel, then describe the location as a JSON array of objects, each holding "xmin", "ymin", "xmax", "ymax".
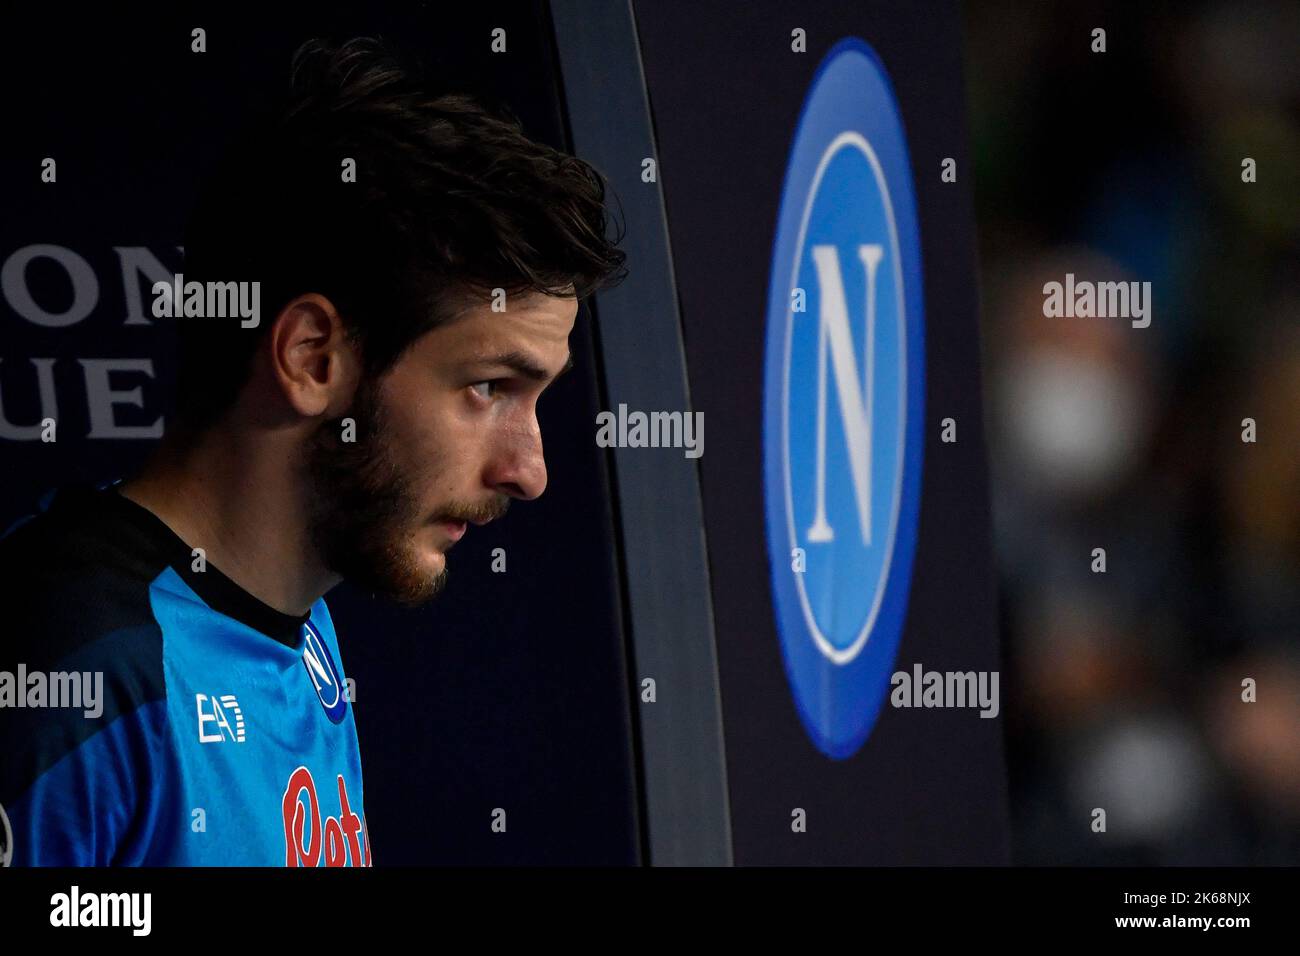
[
  {"xmin": 550, "ymin": 0, "xmax": 733, "ymax": 865},
  {"xmin": 632, "ymin": 0, "xmax": 1010, "ymax": 863}
]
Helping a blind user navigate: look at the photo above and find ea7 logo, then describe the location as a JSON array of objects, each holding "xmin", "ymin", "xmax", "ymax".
[{"xmin": 195, "ymin": 693, "xmax": 246, "ymax": 743}]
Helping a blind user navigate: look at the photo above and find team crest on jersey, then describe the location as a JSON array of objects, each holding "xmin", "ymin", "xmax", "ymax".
[{"xmin": 302, "ymin": 621, "xmax": 347, "ymax": 724}]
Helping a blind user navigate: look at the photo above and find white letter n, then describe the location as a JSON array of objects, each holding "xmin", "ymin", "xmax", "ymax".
[{"xmin": 806, "ymin": 243, "xmax": 882, "ymax": 546}]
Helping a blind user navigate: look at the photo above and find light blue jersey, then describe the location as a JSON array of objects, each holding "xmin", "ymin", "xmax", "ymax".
[{"xmin": 0, "ymin": 483, "xmax": 371, "ymax": 866}]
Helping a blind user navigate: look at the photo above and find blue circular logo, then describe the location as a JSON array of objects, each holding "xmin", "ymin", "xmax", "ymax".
[
  {"xmin": 762, "ymin": 38, "xmax": 925, "ymax": 759},
  {"xmin": 302, "ymin": 620, "xmax": 348, "ymax": 724}
]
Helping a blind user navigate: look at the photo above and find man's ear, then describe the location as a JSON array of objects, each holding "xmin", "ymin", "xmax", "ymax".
[{"xmin": 267, "ymin": 294, "xmax": 362, "ymax": 418}]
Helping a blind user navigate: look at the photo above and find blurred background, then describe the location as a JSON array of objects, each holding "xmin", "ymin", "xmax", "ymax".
[{"xmin": 966, "ymin": 0, "xmax": 1300, "ymax": 864}]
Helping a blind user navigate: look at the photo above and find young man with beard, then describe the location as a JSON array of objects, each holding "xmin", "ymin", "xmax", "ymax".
[{"xmin": 0, "ymin": 38, "xmax": 626, "ymax": 866}]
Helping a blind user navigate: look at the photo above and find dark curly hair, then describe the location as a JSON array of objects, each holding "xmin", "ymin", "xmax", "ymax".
[{"xmin": 175, "ymin": 36, "xmax": 627, "ymax": 432}]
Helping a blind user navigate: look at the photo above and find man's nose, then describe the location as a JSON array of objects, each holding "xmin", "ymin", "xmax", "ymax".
[{"xmin": 488, "ymin": 414, "xmax": 548, "ymax": 501}]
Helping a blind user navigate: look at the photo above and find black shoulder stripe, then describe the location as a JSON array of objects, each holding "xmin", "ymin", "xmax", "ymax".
[{"xmin": 0, "ymin": 485, "xmax": 172, "ymax": 803}]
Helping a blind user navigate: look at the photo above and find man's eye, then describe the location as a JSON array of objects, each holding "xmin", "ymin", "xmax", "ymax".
[{"xmin": 470, "ymin": 381, "xmax": 499, "ymax": 400}]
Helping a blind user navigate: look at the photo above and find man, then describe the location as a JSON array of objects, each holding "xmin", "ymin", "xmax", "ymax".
[{"xmin": 0, "ymin": 37, "xmax": 626, "ymax": 866}]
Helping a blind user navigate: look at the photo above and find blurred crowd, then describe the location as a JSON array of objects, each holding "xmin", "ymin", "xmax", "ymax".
[{"xmin": 966, "ymin": 0, "xmax": 1299, "ymax": 863}]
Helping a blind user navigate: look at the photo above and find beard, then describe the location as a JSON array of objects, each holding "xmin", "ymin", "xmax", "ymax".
[{"xmin": 304, "ymin": 375, "xmax": 507, "ymax": 607}]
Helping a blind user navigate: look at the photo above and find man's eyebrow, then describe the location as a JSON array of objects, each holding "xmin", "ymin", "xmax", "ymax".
[{"xmin": 475, "ymin": 349, "xmax": 574, "ymax": 383}]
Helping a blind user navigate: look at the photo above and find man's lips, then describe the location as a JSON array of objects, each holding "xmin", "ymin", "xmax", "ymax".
[{"xmin": 433, "ymin": 499, "xmax": 508, "ymax": 542}]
